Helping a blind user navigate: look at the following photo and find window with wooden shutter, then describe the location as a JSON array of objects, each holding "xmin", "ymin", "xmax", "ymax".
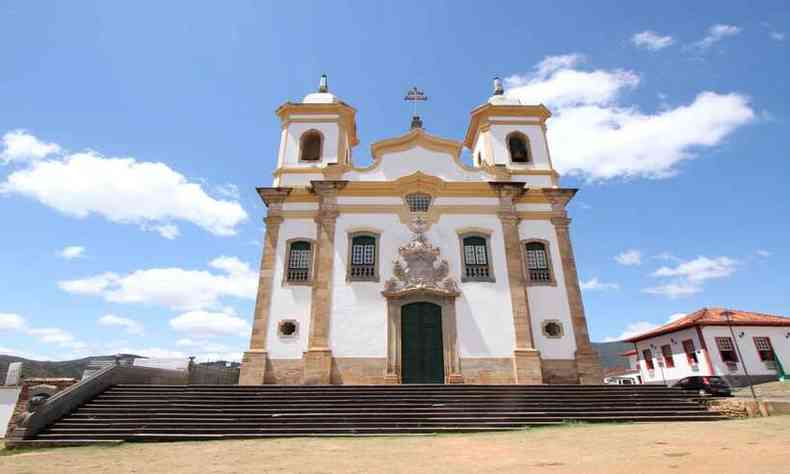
[
  {"xmin": 661, "ymin": 344, "xmax": 675, "ymax": 368},
  {"xmin": 642, "ymin": 349, "xmax": 654, "ymax": 370},
  {"xmin": 462, "ymin": 235, "xmax": 492, "ymax": 281},
  {"xmin": 682, "ymin": 339, "xmax": 698, "ymax": 366},
  {"xmin": 349, "ymin": 234, "xmax": 378, "ymax": 281},
  {"xmin": 715, "ymin": 337, "xmax": 739, "ymax": 363},
  {"xmin": 753, "ymin": 337, "xmax": 775, "ymax": 362},
  {"xmin": 286, "ymin": 240, "xmax": 312, "ymax": 283}
]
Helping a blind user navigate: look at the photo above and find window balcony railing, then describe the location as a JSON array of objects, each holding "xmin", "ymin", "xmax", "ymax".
[{"xmin": 349, "ymin": 265, "xmax": 376, "ymax": 281}]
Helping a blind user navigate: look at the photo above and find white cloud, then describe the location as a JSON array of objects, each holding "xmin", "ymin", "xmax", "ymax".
[
  {"xmin": 580, "ymin": 277, "xmax": 620, "ymax": 291},
  {"xmin": 0, "ymin": 130, "xmax": 61, "ymax": 164},
  {"xmin": 615, "ymin": 249, "xmax": 642, "ymax": 266},
  {"xmin": 110, "ymin": 347, "xmax": 187, "ymax": 359},
  {"xmin": 214, "ymin": 183, "xmax": 240, "ymax": 200},
  {"xmin": 603, "ymin": 321, "xmax": 659, "ymax": 342},
  {"xmin": 632, "ymin": 31, "xmax": 674, "ymax": 50},
  {"xmin": 59, "ymin": 256, "xmax": 257, "ymax": 310},
  {"xmin": 504, "ymin": 55, "xmax": 754, "ymax": 181},
  {"xmin": 651, "ymin": 256, "xmax": 737, "ymax": 282},
  {"xmin": 169, "ymin": 311, "xmax": 250, "ymax": 338},
  {"xmin": 0, "ymin": 132, "xmax": 248, "ymax": 238},
  {"xmin": 756, "ymin": 249, "xmax": 772, "ymax": 257},
  {"xmin": 0, "ymin": 313, "xmax": 26, "ymax": 331},
  {"xmin": 27, "ymin": 327, "xmax": 87, "ymax": 350},
  {"xmin": 58, "ymin": 245, "xmax": 85, "ymax": 260},
  {"xmin": 771, "ymin": 32, "xmax": 785, "ymax": 41},
  {"xmin": 692, "ymin": 24, "xmax": 741, "ymax": 50},
  {"xmin": 98, "ymin": 314, "xmax": 144, "ymax": 336},
  {"xmin": 643, "ymin": 281, "xmax": 702, "ymax": 298},
  {"xmin": 667, "ymin": 312, "xmax": 688, "ymax": 322}
]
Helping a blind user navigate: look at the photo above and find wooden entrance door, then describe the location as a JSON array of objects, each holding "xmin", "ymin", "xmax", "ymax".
[{"xmin": 401, "ymin": 302, "xmax": 445, "ymax": 384}]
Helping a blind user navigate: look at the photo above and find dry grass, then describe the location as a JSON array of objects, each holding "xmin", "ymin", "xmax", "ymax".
[{"xmin": 2, "ymin": 417, "xmax": 790, "ymax": 473}]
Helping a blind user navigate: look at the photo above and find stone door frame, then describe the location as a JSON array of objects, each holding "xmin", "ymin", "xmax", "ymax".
[{"xmin": 384, "ymin": 290, "xmax": 463, "ymax": 384}]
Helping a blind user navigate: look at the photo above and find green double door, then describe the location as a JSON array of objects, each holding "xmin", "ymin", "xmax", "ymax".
[{"xmin": 401, "ymin": 302, "xmax": 445, "ymax": 384}]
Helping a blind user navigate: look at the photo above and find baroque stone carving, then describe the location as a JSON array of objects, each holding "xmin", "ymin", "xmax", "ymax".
[{"xmin": 382, "ymin": 218, "xmax": 459, "ymax": 298}]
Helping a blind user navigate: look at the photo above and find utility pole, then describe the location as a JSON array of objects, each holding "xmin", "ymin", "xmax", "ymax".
[{"xmin": 723, "ymin": 310, "xmax": 757, "ymax": 400}]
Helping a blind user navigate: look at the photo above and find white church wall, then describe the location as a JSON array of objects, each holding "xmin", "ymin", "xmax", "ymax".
[
  {"xmin": 276, "ymin": 172, "xmax": 324, "ymax": 187},
  {"xmin": 328, "ymin": 212, "xmax": 517, "ymax": 359},
  {"xmin": 519, "ymin": 219, "xmax": 576, "ymax": 360},
  {"xmin": 344, "ymin": 145, "xmax": 486, "ymax": 182},
  {"xmin": 266, "ymin": 218, "xmax": 315, "ymax": 359}
]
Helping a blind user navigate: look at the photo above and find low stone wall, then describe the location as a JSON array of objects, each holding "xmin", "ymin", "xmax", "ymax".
[
  {"xmin": 705, "ymin": 397, "xmax": 790, "ymax": 418},
  {"xmin": 5, "ymin": 378, "xmax": 77, "ymax": 438},
  {"xmin": 542, "ymin": 359, "xmax": 579, "ymax": 384},
  {"xmin": 459, "ymin": 358, "xmax": 515, "ymax": 384},
  {"xmin": 5, "ymin": 364, "xmax": 187, "ymax": 447}
]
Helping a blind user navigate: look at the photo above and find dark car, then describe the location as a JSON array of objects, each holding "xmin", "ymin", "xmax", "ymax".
[{"xmin": 671, "ymin": 376, "xmax": 732, "ymax": 396}]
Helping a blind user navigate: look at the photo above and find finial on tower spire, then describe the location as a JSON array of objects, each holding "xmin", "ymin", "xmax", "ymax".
[
  {"xmin": 493, "ymin": 76, "xmax": 504, "ymax": 95},
  {"xmin": 404, "ymin": 86, "xmax": 428, "ymax": 129},
  {"xmin": 319, "ymin": 74, "xmax": 328, "ymax": 93}
]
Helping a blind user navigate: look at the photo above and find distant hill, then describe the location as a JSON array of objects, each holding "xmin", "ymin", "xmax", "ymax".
[
  {"xmin": 0, "ymin": 354, "xmax": 139, "ymax": 381},
  {"xmin": 591, "ymin": 341, "xmax": 634, "ymax": 370}
]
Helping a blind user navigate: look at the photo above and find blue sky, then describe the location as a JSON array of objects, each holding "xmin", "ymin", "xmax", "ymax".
[{"xmin": 1, "ymin": 1, "xmax": 788, "ymax": 360}]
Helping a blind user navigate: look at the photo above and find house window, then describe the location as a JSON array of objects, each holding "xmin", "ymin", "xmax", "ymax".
[
  {"xmin": 461, "ymin": 235, "xmax": 492, "ymax": 281},
  {"xmin": 753, "ymin": 337, "xmax": 775, "ymax": 362},
  {"xmin": 348, "ymin": 233, "xmax": 378, "ymax": 281},
  {"xmin": 642, "ymin": 349, "xmax": 654, "ymax": 370},
  {"xmin": 286, "ymin": 240, "xmax": 312, "ymax": 283},
  {"xmin": 507, "ymin": 132, "xmax": 530, "ymax": 163},
  {"xmin": 682, "ymin": 339, "xmax": 698, "ymax": 365},
  {"xmin": 661, "ymin": 344, "xmax": 675, "ymax": 368},
  {"xmin": 715, "ymin": 337, "xmax": 739, "ymax": 363},
  {"xmin": 405, "ymin": 193, "xmax": 432, "ymax": 213},
  {"xmin": 525, "ymin": 241, "xmax": 552, "ymax": 283},
  {"xmin": 299, "ymin": 130, "xmax": 322, "ymax": 161}
]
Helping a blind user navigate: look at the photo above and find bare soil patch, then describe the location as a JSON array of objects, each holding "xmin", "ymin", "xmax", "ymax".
[{"xmin": 2, "ymin": 417, "xmax": 790, "ymax": 473}]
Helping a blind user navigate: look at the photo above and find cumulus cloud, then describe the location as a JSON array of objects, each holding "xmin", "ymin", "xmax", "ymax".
[
  {"xmin": 580, "ymin": 277, "xmax": 620, "ymax": 291},
  {"xmin": 771, "ymin": 32, "xmax": 785, "ymax": 41},
  {"xmin": 631, "ymin": 31, "xmax": 675, "ymax": 50},
  {"xmin": 0, "ymin": 131, "xmax": 248, "ymax": 238},
  {"xmin": 756, "ymin": 249, "xmax": 772, "ymax": 257},
  {"xmin": 503, "ymin": 55, "xmax": 754, "ymax": 180},
  {"xmin": 651, "ymin": 256, "xmax": 737, "ymax": 282},
  {"xmin": 98, "ymin": 314, "xmax": 144, "ymax": 336},
  {"xmin": 27, "ymin": 327, "xmax": 87, "ymax": 350},
  {"xmin": 692, "ymin": 24, "xmax": 741, "ymax": 50},
  {"xmin": 58, "ymin": 245, "xmax": 85, "ymax": 260},
  {"xmin": 59, "ymin": 256, "xmax": 257, "ymax": 311},
  {"xmin": 0, "ymin": 313, "xmax": 26, "ymax": 331},
  {"xmin": 169, "ymin": 310, "xmax": 250, "ymax": 338},
  {"xmin": 643, "ymin": 255, "xmax": 736, "ymax": 299},
  {"xmin": 615, "ymin": 249, "xmax": 642, "ymax": 266},
  {"xmin": 0, "ymin": 130, "xmax": 61, "ymax": 164},
  {"xmin": 667, "ymin": 312, "xmax": 688, "ymax": 322},
  {"xmin": 603, "ymin": 321, "xmax": 659, "ymax": 342}
]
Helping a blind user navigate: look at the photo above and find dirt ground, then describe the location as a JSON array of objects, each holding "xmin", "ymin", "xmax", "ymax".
[{"xmin": 2, "ymin": 417, "xmax": 790, "ymax": 474}]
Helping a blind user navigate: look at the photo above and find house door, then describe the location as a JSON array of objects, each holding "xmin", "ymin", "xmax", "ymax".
[{"xmin": 401, "ymin": 302, "xmax": 445, "ymax": 384}]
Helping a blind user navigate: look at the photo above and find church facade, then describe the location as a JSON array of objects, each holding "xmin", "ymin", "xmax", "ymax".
[{"xmin": 239, "ymin": 76, "xmax": 602, "ymax": 385}]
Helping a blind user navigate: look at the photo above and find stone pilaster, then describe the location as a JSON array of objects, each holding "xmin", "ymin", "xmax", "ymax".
[
  {"xmin": 545, "ymin": 188, "xmax": 603, "ymax": 384},
  {"xmin": 239, "ymin": 187, "xmax": 291, "ymax": 385},
  {"xmin": 303, "ymin": 180, "xmax": 348, "ymax": 384},
  {"xmin": 490, "ymin": 182, "xmax": 542, "ymax": 384}
]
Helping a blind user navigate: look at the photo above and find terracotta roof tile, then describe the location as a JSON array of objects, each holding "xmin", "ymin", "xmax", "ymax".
[{"xmin": 623, "ymin": 307, "xmax": 790, "ymax": 342}]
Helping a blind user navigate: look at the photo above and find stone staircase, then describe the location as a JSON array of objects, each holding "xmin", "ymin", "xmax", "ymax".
[{"xmin": 30, "ymin": 384, "xmax": 726, "ymax": 443}]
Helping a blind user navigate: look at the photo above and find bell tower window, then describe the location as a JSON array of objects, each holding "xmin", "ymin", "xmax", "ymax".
[
  {"xmin": 299, "ymin": 130, "xmax": 323, "ymax": 162},
  {"xmin": 507, "ymin": 132, "xmax": 530, "ymax": 163}
]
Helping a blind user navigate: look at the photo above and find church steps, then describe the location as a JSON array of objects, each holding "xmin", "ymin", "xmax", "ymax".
[{"xmin": 27, "ymin": 384, "xmax": 727, "ymax": 445}]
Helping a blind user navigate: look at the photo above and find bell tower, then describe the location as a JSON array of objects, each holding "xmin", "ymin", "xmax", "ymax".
[
  {"xmin": 464, "ymin": 78, "xmax": 557, "ymax": 186},
  {"xmin": 274, "ymin": 75, "xmax": 359, "ymax": 186}
]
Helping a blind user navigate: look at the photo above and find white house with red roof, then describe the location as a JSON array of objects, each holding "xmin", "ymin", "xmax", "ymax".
[{"xmin": 624, "ymin": 308, "xmax": 790, "ymax": 386}]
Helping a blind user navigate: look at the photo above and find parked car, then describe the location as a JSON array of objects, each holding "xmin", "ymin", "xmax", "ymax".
[{"xmin": 671, "ymin": 376, "xmax": 732, "ymax": 396}]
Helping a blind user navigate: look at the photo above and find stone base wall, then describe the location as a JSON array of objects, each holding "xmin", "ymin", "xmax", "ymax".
[
  {"xmin": 459, "ymin": 358, "xmax": 515, "ymax": 384},
  {"xmin": 264, "ymin": 359, "xmax": 304, "ymax": 384},
  {"xmin": 6, "ymin": 378, "xmax": 77, "ymax": 438},
  {"xmin": 541, "ymin": 359, "xmax": 579, "ymax": 384},
  {"xmin": 331, "ymin": 358, "xmax": 388, "ymax": 384}
]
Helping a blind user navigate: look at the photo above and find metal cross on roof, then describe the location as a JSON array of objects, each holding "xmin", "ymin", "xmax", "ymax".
[{"xmin": 404, "ymin": 86, "xmax": 428, "ymax": 116}]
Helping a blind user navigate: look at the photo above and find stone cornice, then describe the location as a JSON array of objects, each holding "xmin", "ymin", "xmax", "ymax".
[
  {"xmin": 256, "ymin": 187, "xmax": 293, "ymax": 207},
  {"xmin": 542, "ymin": 188, "xmax": 578, "ymax": 211}
]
